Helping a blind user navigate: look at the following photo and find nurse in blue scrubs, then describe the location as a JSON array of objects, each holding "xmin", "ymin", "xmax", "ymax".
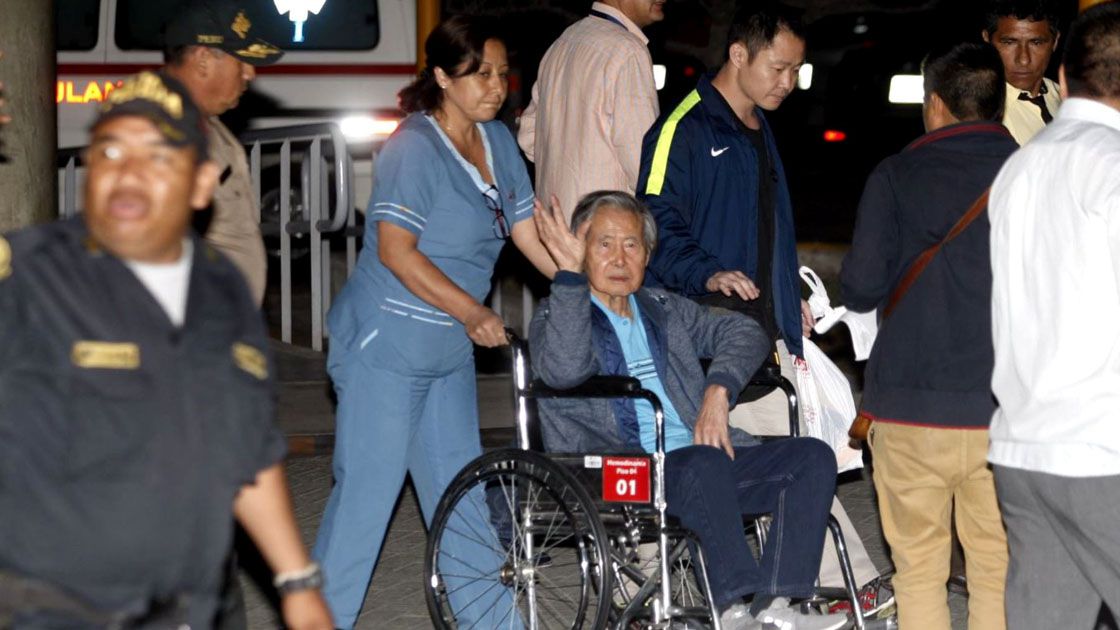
[{"xmin": 312, "ymin": 16, "xmax": 556, "ymax": 628}]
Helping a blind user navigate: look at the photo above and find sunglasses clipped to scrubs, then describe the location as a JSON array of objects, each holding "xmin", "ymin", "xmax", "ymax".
[{"xmin": 482, "ymin": 184, "xmax": 511, "ymax": 240}]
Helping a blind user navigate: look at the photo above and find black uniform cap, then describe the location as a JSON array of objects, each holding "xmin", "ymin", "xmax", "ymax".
[
  {"xmin": 165, "ymin": 0, "xmax": 285, "ymax": 67},
  {"xmin": 91, "ymin": 71, "xmax": 210, "ymax": 161}
]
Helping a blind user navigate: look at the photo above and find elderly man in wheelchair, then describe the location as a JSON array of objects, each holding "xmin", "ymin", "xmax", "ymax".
[
  {"xmin": 529, "ymin": 190, "xmax": 847, "ymax": 630},
  {"xmin": 422, "ymin": 190, "xmax": 857, "ymax": 630}
]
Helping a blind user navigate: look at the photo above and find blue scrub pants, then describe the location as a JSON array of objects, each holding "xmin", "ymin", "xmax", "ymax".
[{"xmin": 313, "ymin": 352, "xmax": 512, "ymax": 628}]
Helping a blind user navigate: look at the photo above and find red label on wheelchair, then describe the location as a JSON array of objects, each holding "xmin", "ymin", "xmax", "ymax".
[{"xmin": 601, "ymin": 456, "xmax": 651, "ymax": 503}]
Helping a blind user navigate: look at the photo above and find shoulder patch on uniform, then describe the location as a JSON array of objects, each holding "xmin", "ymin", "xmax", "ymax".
[
  {"xmin": 72, "ymin": 341, "xmax": 141, "ymax": 369},
  {"xmin": 232, "ymin": 342, "xmax": 268, "ymax": 380},
  {"xmin": 0, "ymin": 235, "xmax": 10, "ymax": 280}
]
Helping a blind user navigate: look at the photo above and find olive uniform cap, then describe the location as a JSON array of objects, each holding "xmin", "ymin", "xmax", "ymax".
[{"xmin": 165, "ymin": 0, "xmax": 284, "ymax": 67}]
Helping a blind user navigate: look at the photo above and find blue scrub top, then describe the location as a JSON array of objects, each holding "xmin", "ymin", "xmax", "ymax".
[{"xmin": 328, "ymin": 113, "xmax": 535, "ymax": 375}]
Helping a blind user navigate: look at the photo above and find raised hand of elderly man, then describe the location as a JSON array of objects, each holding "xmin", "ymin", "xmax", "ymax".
[
  {"xmin": 693, "ymin": 384, "xmax": 735, "ymax": 459},
  {"xmin": 534, "ymin": 195, "xmax": 590, "ymax": 273}
]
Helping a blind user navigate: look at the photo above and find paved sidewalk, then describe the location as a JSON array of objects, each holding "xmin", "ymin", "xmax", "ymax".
[{"xmin": 244, "ymin": 455, "xmax": 971, "ymax": 629}]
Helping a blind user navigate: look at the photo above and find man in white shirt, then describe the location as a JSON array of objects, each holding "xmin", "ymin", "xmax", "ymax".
[
  {"xmin": 988, "ymin": 4, "xmax": 1120, "ymax": 628},
  {"xmin": 982, "ymin": 0, "xmax": 1063, "ymax": 145},
  {"xmin": 518, "ymin": 0, "xmax": 663, "ymax": 220}
]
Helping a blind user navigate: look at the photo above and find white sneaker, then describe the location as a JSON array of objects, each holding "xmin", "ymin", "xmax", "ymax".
[
  {"xmin": 752, "ymin": 609, "xmax": 849, "ymax": 630},
  {"xmin": 719, "ymin": 603, "xmax": 756, "ymax": 630},
  {"xmin": 752, "ymin": 598, "xmax": 849, "ymax": 630}
]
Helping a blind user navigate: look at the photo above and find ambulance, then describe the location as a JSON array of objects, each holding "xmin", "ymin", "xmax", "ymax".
[{"xmin": 56, "ymin": 0, "xmax": 417, "ymax": 149}]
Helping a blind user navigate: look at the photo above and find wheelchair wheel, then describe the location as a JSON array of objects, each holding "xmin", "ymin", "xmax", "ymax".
[
  {"xmin": 425, "ymin": 448, "xmax": 613, "ymax": 629},
  {"xmin": 610, "ymin": 535, "xmax": 718, "ymax": 628},
  {"xmin": 665, "ymin": 539, "xmax": 711, "ymax": 614}
]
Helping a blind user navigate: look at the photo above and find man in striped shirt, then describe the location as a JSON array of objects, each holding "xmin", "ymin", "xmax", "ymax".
[{"xmin": 518, "ymin": 1, "xmax": 663, "ymax": 221}]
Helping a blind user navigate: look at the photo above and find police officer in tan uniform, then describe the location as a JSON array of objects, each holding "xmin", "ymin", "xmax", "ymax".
[{"xmin": 162, "ymin": 1, "xmax": 284, "ymax": 305}]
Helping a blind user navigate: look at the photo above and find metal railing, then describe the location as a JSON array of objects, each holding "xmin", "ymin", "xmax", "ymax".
[
  {"xmin": 57, "ymin": 148, "xmax": 84, "ymax": 220},
  {"xmin": 241, "ymin": 123, "xmax": 355, "ymax": 351}
]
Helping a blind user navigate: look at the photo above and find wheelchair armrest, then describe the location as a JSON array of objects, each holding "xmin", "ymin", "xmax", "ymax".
[
  {"xmin": 748, "ymin": 361, "xmax": 784, "ymax": 388},
  {"xmin": 741, "ymin": 362, "xmax": 800, "ymax": 438},
  {"xmin": 529, "ymin": 375, "xmax": 642, "ymax": 399}
]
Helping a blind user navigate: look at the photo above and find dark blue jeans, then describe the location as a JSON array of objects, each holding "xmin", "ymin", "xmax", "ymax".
[{"xmin": 665, "ymin": 439, "xmax": 837, "ymax": 609}]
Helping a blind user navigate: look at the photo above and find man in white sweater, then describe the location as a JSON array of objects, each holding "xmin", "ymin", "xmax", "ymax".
[{"xmin": 988, "ymin": 4, "xmax": 1120, "ymax": 629}]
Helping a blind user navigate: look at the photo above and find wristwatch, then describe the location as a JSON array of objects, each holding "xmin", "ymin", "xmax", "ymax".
[{"xmin": 273, "ymin": 563, "xmax": 324, "ymax": 595}]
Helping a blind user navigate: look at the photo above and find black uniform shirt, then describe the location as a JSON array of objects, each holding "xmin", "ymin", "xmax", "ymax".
[
  {"xmin": 740, "ymin": 125, "xmax": 778, "ymax": 341},
  {"xmin": 0, "ymin": 218, "xmax": 286, "ymax": 624}
]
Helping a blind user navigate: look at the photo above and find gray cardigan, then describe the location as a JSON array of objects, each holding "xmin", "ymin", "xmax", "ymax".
[{"xmin": 529, "ymin": 271, "xmax": 770, "ymax": 453}]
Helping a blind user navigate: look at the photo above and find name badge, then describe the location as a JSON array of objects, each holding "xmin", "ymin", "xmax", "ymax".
[
  {"xmin": 0, "ymin": 235, "xmax": 11, "ymax": 280},
  {"xmin": 232, "ymin": 342, "xmax": 268, "ymax": 380},
  {"xmin": 71, "ymin": 341, "xmax": 141, "ymax": 370}
]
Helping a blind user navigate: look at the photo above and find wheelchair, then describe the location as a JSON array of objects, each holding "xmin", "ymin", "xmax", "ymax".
[{"xmin": 424, "ymin": 333, "xmax": 886, "ymax": 629}]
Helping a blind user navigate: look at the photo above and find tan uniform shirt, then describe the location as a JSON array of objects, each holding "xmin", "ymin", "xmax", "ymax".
[
  {"xmin": 518, "ymin": 2, "xmax": 659, "ymax": 220},
  {"xmin": 206, "ymin": 117, "xmax": 267, "ymax": 305},
  {"xmin": 1002, "ymin": 77, "xmax": 1062, "ymax": 146}
]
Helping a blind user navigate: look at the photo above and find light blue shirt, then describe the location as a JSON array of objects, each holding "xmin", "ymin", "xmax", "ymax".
[{"xmin": 591, "ymin": 294, "xmax": 693, "ymax": 453}]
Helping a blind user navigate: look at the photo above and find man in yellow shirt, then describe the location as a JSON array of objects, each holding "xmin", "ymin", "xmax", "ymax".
[{"xmin": 982, "ymin": 0, "xmax": 1063, "ymax": 145}]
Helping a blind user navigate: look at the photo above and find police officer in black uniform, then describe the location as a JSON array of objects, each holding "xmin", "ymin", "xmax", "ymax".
[{"xmin": 0, "ymin": 71, "xmax": 332, "ymax": 630}]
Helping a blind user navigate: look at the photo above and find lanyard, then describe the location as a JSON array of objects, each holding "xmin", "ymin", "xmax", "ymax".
[{"xmin": 589, "ymin": 9, "xmax": 627, "ymax": 30}]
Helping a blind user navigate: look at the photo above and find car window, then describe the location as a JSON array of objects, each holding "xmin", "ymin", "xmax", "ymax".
[
  {"xmin": 57, "ymin": 0, "xmax": 101, "ymax": 51},
  {"xmin": 114, "ymin": 0, "xmax": 381, "ymax": 51}
]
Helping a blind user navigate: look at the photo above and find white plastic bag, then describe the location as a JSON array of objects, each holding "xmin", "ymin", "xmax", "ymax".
[
  {"xmin": 799, "ymin": 266, "xmax": 879, "ymax": 361},
  {"xmin": 794, "ymin": 338, "xmax": 863, "ymax": 472}
]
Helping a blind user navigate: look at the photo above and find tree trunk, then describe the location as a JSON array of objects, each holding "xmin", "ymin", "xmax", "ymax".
[{"xmin": 0, "ymin": 0, "xmax": 57, "ymax": 233}]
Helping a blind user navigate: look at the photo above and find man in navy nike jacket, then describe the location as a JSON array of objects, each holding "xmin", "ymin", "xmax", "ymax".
[
  {"xmin": 635, "ymin": 3, "xmax": 884, "ymax": 595},
  {"xmin": 637, "ymin": 3, "xmax": 810, "ymax": 437}
]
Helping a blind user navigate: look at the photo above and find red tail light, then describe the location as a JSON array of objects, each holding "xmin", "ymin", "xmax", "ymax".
[{"xmin": 823, "ymin": 130, "xmax": 847, "ymax": 142}]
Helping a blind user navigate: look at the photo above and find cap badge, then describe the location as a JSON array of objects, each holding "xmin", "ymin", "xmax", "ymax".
[
  {"xmin": 238, "ymin": 42, "xmax": 281, "ymax": 59},
  {"xmin": 232, "ymin": 11, "xmax": 251, "ymax": 39},
  {"xmin": 101, "ymin": 72, "xmax": 184, "ymax": 120}
]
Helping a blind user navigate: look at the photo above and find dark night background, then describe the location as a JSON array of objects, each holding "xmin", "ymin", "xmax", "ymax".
[{"xmin": 454, "ymin": 0, "xmax": 1077, "ymax": 242}]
